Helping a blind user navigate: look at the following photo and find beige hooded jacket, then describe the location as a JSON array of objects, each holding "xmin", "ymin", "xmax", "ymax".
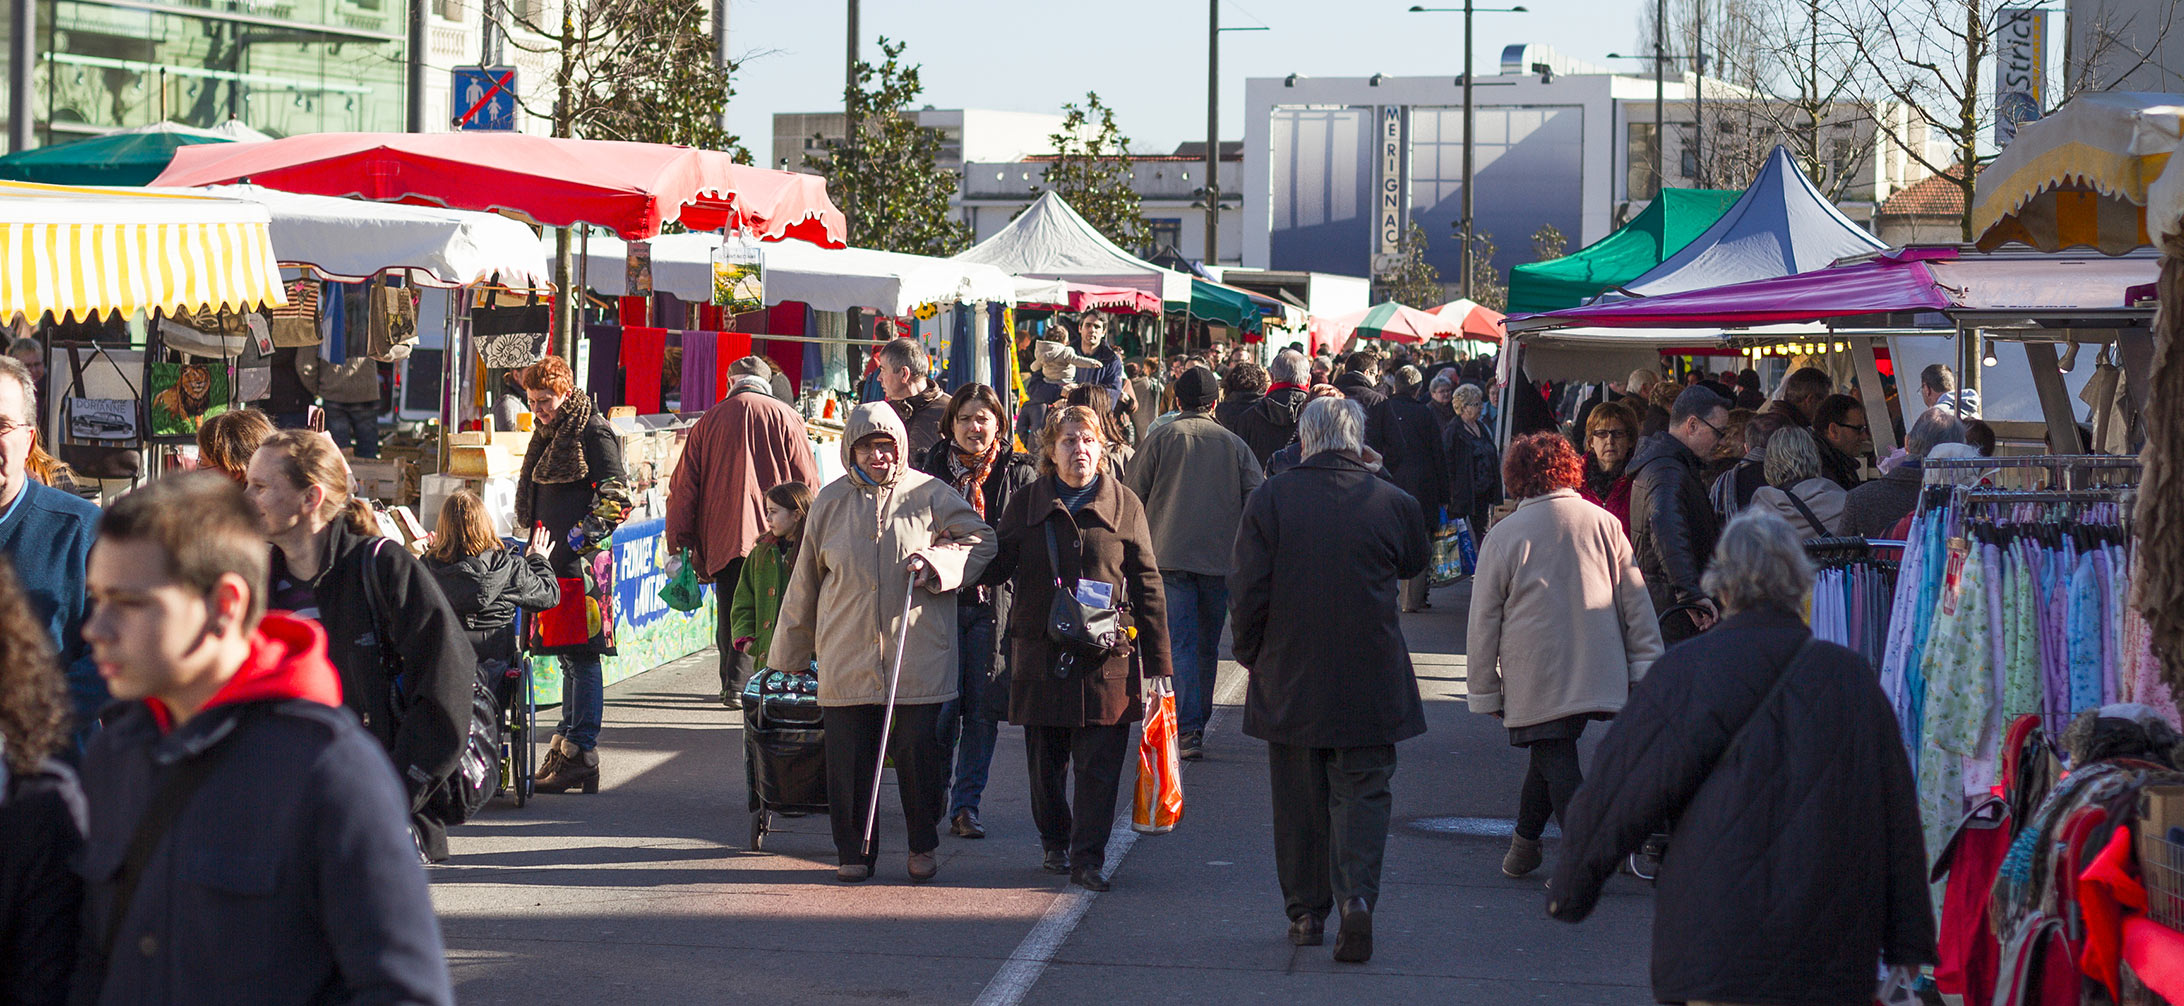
[{"xmin": 767, "ymin": 402, "xmax": 997, "ymax": 707}]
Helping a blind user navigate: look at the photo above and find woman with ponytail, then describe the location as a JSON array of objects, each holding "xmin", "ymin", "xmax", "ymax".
[{"xmin": 245, "ymin": 429, "xmax": 474, "ymax": 861}]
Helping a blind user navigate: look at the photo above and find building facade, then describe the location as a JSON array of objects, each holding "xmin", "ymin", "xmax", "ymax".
[
  {"xmin": 8, "ymin": 0, "xmax": 409, "ymax": 145},
  {"xmin": 769, "ymin": 107, "xmax": 1064, "ymax": 175},
  {"xmin": 1241, "ymin": 44, "xmax": 1934, "ymax": 286},
  {"xmin": 957, "ymin": 143, "xmax": 1244, "ymax": 265}
]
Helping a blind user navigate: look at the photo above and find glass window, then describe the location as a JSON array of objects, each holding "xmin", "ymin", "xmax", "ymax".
[
  {"xmin": 1627, "ymin": 122, "xmax": 1660, "ymax": 201},
  {"xmin": 1149, "ymin": 218, "xmax": 1182, "ymax": 252}
]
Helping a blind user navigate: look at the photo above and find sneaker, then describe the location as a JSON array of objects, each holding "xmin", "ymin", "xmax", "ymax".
[
  {"xmin": 1179, "ymin": 731, "xmax": 1205, "ymax": 761},
  {"xmin": 1502, "ymin": 835, "xmax": 1543, "ymax": 878}
]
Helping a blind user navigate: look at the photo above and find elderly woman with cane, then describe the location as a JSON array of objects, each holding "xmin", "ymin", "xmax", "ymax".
[
  {"xmin": 766, "ymin": 403, "xmax": 995, "ymax": 884},
  {"xmin": 983, "ymin": 404, "xmax": 1171, "ymax": 892}
]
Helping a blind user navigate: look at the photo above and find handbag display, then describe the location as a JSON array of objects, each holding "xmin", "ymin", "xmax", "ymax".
[
  {"xmin": 156, "ymin": 307, "xmax": 253, "ymax": 359},
  {"xmin": 57, "ymin": 344, "xmax": 142, "ymax": 480},
  {"xmin": 1042, "ymin": 521, "xmax": 1122, "ymax": 664},
  {"xmin": 367, "ymin": 280, "xmax": 418, "ymax": 363},
  {"xmin": 270, "ymin": 278, "xmax": 322, "ymax": 348}
]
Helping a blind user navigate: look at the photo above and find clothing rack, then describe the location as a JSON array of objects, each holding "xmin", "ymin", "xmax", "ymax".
[{"xmin": 1923, "ymin": 454, "xmax": 2140, "ymax": 492}]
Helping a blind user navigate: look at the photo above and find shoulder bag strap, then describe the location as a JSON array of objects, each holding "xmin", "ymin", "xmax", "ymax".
[
  {"xmin": 1720, "ymin": 636, "xmax": 1820, "ymax": 765},
  {"xmin": 1043, "ymin": 519, "xmax": 1063, "ymax": 586},
  {"xmin": 1784, "ymin": 489, "xmax": 1829, "ymax": 539},
  {"xmin": 101, "ymin": 707, "xmax": 260, "ymax": 958}
]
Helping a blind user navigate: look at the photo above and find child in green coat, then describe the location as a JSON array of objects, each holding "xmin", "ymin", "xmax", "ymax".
[{"xmin": 731, "ymin": 481, "xmax": 812, "ymax": 675}]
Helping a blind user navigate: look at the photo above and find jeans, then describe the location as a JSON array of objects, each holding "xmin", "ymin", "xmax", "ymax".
[
  {"xmin": 1514, "ymin": 737, "xmax": 1584, "ymax": 841},
  {"xmin": 937, "ymin": 604, "xmax": 999, "ymax": 816},
  {"xmin": 1161, "ymin": 571, "xmax": 1227, "ymax": 737},
  {"xmin": 1267, "ymin": 742, "xmax": 1397, "ymax": 919},
  {"xmin": 323, "ymin": 400, "xmax": 381, "ymax": 458},
  {"xmin": 557, "ymin": 653, "xmax": 604, "ymax": 750}
]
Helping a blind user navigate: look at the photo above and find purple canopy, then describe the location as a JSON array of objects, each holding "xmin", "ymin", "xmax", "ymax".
[{"xmin": 1510, "ymin": 248, "xmax": 1952, "ymax": 329}]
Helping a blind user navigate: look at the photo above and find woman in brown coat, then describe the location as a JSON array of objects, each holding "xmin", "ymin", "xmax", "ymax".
[{"xmin": 985, "ymin": 405, "xmax": 1171, "ymax": 891}]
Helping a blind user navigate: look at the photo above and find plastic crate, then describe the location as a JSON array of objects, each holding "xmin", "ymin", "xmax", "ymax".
[{"xmin": 2145, "ymin": 828, "xmax": 2184, "ymax": 931}]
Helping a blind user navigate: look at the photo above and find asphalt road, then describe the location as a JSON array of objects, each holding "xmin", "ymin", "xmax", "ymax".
[{"xmin": 432, "ymin": 581, "xmax": 1658, "ymax": 1004}]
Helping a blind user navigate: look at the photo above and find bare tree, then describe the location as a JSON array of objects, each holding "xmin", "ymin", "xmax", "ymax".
[
  {"xmin": 1830, "ymin": 0, "xmax": 2007, "ymax": 241},
  {"xmin": 493, "ymin": 0, "xmax": 747, "ymax": 156},
  {"xmin": 2060, "ymin": 0, "xmax": 2184, "ymax": 99}
]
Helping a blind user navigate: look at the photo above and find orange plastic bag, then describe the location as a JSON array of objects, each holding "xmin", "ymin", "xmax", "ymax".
[{"xmin": 1132, "ymin": 678, "xmax": 1184, "ymax": 834}]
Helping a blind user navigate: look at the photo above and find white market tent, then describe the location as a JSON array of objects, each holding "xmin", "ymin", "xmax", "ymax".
[
  {"xmin": 1620, "ymin": 145, "xmax": 1888, "ymax": 297},
  {"xmin": 951, "ymin": 191, "xmax": 1193, "ymax": 306},
  {"xmin": 582, "ymin": 231, "xmax": 1013, "ymax": 315},
  {"xmin": 181, "ymin": 184, "xmax": 554, "ymax": 288},
  {"xmin": 1, "ymin": 179, "xmax": 285, "ymax": 323}
]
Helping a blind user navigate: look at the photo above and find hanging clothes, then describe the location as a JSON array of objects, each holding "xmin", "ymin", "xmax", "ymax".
[
  {"xmin": 681, "ymin": 330, "xmax": 719, "ymax": 411},
  {"xmin": 621, "ymin": 326, "xmax": 666, "ymax": 415}
]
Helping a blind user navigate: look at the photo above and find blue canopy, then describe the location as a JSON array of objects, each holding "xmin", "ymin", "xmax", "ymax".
[{"xmin": 1620, "ymin": 145, "xmax": 1887, "ymax": 297}]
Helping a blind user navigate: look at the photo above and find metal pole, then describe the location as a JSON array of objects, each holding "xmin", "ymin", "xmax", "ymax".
[
  {"xmin": 1205, "ymin": 0, "xmax": 1219, "ymax": 266},
  {"xmin": 843, "ymin": 0, "xmax": 859, "ymax": 236},
  {"xmin": 1693, "ymin": 2, "xmax": 1703, "ymax": 186},
  {"xmin": 7, "ymin": 0, "xmax": 31, "ymax": 152},
  {"xmin": 407, "ymin": 0, "xmax": 428, "ymax": 132},
  {"xmin": 1461, "ymin": 0, "xmax": 1475, "ymax": 299},
  {"xmin": 480, "ymin": 0, "xmax": 500, "ymax": 65},
  {"xmin": 1653, "ymin": 0, "xmax": 1665, "ymax": 197}
]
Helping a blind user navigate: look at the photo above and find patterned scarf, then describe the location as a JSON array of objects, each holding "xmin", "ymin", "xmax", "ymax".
[{"xmin": 948, "ymin": 439, "xmax": 1003, "ymax": 519}]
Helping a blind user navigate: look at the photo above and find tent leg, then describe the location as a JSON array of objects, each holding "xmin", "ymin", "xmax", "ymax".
[
  {"xmin": 2023, "ymin": 341, "xmax": 2083, "ymax": 456},
  {"xmin": 1853, "ymin": 336, "xmax": 1895, "ymax": 458}
]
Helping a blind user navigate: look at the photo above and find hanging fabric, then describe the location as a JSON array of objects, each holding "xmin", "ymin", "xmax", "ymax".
[
  {"xmin": 621, "ymin": 326, "xmax": 666, "ymax": 415},
  {"xmin": 680, "ymin": 330, "xmax": 719, "ymax": 411},
  {"xmin": 585, "ymin": 323, "xmax": 621, "ymax": 409}
]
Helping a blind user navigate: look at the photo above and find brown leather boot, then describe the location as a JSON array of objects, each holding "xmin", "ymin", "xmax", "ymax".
[{"xmin": 535, "ymin": 736, "xmax": 601, "ymax": 794}]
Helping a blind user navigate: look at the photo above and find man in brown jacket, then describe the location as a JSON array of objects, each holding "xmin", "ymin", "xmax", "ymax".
[{"xmin": 667, "ymin": 358, "xmax": 820, "ymax": 700}]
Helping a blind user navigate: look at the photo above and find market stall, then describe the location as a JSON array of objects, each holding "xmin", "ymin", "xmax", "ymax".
[
  {"xmin": 1617, "ymin": 145, "xmax": 1888, "ymax": 297},
  {"xmin": 0, "ymin": 120, "xmax": 270, "ymax": 186},
  {"xmin": 1506, "ymin": 187, "xmax": 1739, "ymax": 314}
]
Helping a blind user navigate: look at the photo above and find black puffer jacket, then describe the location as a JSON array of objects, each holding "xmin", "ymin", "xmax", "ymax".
[
  {"xmin": 1443, "ymin": 417, "xmax": 1501, "ymax": 525},
  {"xmin": 1548, "ymin": 606, "xmax": 1936, "ymax": 1005},
  {"xmin": 1334, "ymin": 371, "xmax": 1386, "ymax": 408},
  {"xmin": 423, "ymin": 547, "xmax": 562, "ymax": 666},
  {"xmin": 1625, "ymin": 431, "xmax": 1719, "ymax": 641},
  {"xmin": 1367, "ymin": 393, "xmax": 1449, "ymax": 526},
  {"xmin": 1231, "ymin": 387, "xmax": 1310, "ymax": 468}
]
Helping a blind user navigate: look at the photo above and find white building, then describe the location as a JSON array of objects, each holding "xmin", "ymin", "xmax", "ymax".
[
  {"xmin": 957, "ymin": 142, "xmax": 1245, "ymax": 265},
  {"xmin": 1241, "ymin": 44, "xmax": 1933, "ymax": 285},
  {"xmin": 770, "ymin": 107, "xmax": 1066, "ymax": 174}
]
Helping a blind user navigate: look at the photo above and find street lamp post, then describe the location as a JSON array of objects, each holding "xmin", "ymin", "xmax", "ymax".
[
  {"xmin": 1409, "ymin": 3, "xmax": 1526, "ymax": 300},
  {"xmin": 1608, "ymin": 48, "xmax": 1708, "ymax": 193},
  {"xmin": 1205, "ymin": 8, "xmax": 1268, "ymax": 268}
]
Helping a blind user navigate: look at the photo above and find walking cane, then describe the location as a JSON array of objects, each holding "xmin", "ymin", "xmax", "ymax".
[{"xmin": 863, "ymin": 562, "xmax": 923, "ymax": 857}]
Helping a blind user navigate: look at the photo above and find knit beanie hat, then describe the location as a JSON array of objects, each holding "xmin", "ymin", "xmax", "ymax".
[{"xmin": 1175, "ymin": 366, "xmax": 1220, "ymax": 410}]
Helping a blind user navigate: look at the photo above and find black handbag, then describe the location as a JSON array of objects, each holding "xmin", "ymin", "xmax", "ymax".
[
  {"xmin": 56, "ymin": 343, "xmax": 142, "ymax": 480},
  {"xmin": 1042, "ymin": 520, "xmax": 1123, "ymax": 664}
]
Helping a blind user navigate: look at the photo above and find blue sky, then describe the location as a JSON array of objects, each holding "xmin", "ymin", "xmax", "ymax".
[{"xmin": 722, "ymin": 0, "xmax": 1645, "ymax": 155}]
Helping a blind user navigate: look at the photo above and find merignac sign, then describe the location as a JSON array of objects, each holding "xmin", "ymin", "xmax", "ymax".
[
  {"xmin": 1373, "ymin": 105, "xmax": 1409, "ymax": 276},
  {"xmin": 1995, "ymin": 8, "xmax": 2048, "ymax": 145}
]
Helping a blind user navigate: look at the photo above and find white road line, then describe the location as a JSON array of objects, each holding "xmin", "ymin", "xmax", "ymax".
[{"xmin": 971, "ymin": 662, "xmax": 1247, "ymax": 1006}]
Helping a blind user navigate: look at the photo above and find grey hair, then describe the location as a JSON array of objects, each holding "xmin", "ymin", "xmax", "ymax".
[
  {"xmin": 1763, "ymin": 425, "xmax": 1820, "ymax": 487},
  {"xmin": 1391, "ymin": 365, "xmax": 1423, "ymax": 394},
  {"xmin": 1429, "ymin": 372, "xmax": 1455, "ymax": 392},
  {"xmin": 1298, "ymin": 396, "xmax": 1365, "ymax": 456},
  {"xmin": 1702, "ymin": 510, "xmax": 1815, "ymax": 615},
  {"xmin": 728, "ymin": 355, "xmax": 772, "ymax": 378},
  {"xmin": 1906, "ymin": 406, "xmax": 1967, "ymax": 458},
  {"xmin": 1452, "ymin": 383, "xmax": 1484, "ymax": 407},
  {"xmin": 1269, "ymin": 350, "xmax": 1311, "ymax": 386},
  {"xmin": 878, "ymin": 337, "xmax": 928, "ymax": 378},
  {"xmin": 1921, "ymin": 442, "xmax": 1987, "ymax": 487},
  {"xmin": 0, "ymin": 354, "xmax": 33, "ymax": 425}
]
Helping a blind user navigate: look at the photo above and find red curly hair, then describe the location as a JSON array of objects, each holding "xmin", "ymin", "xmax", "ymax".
[{"xmin": 1502, "ymin": 431, "xmax": 1586, "ymax": 499}]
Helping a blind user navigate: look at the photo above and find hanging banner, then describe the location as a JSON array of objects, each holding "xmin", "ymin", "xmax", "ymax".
[
  {"xmin": 626, "ymin": 239, "xmax": 653, "ymax": 298},
  {"xmin": 1371, "ymin": 105, "xmax": 1409, "ymax": 277},
  {"xmin": 713, "ymin": 236, "xmax": 763, "ymax": 313},
  {"xmin": 1995, "ymin": 9, "xmax": 2048, "ymax": 145}
]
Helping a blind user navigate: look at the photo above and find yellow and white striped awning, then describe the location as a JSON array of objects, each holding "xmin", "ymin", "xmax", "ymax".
[
  {"xmin": 1973, "ymin": 92, "xmax": 2184, "ymax": 255},
  {"xmin": 1, "ymin": 179, "xmax": 286, "ymax": 323}
]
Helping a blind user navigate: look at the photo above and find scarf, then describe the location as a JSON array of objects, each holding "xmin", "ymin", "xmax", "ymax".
[
  {"xmin": 948, "ymin": 440, "xmax": 1003, "ymax": 519},
  {"xmin": 516, "ymin": 389, "xmax": 594, "ymax": 528}
]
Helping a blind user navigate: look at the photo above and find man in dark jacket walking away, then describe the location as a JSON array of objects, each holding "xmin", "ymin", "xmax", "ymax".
[
  {"xmin": 1232, "ymin": 397, "xmax": 1429, "ymax": 965},
  {"xmin": 1549, "ymin": 511, "xmax": 1935, "ymax": 1005},
  {"xmin": 1370, "ymin": 366, "xmax": 1449, "ymax": 612},
  {"xmin": 1333, "ymin": 352, "xmax": 1385, "ymax": 408},
  {"xmin": 1128, "ymin": 366, "xmax": 1264, "ymax": 762},
  {"xmin": 1232, "ymin": 351, "xmax": 1313, "ymax": 467},
  {"xmin": 668, "ymin": 362, "xmax": 822, "ymax": 700},
  {"xmin": 74, "ymin": 474, "xmax": 453, "ymax": 1006},
  {"xmin": 878, "ymin": 337, "xmax": 948, "ymax": 457},
  {"xmin": 1627, "ymin": 386, "xmax": 1730, "ymax": 643},
  {"xmin": 1214, "ymin": 361, "xmax": 1267, "ymax": 433}
]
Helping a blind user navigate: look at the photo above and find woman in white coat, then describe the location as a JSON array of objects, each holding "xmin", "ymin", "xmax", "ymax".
[
  {"xmin": 768, "ymin": 402, "xmax": 996, "ymax": 884},
  {"xmin": 1466, "ymin": 432, "xmax": 1663, "ymax": 879}
]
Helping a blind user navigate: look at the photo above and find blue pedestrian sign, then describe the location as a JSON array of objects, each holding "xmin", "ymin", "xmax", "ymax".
[{"xmin": 451, "ymin": 66, "xmax": 519, "ymax": 131}]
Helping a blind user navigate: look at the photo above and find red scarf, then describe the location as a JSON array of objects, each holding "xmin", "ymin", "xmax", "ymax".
[
  {"xmin": 951, "ymin": 440, "xmax": 1002, "ymax": 518},
  {"xmin": 1268, "ymin": 381, "xmax": 1308, "ymax": 393}
]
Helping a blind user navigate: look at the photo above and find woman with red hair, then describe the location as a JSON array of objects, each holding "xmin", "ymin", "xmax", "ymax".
[{"xmin": 1464, "ymin": 432, "xmax": 1663, "ymax": 880}]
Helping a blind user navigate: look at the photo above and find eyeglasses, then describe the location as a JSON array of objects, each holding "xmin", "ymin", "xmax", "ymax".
[
  {"xmin": 1835, "ymin": 422, "xmax": 1870, "ymax": 434},
  {"xmin": 1695, "ymin": 415, "xmax": 1727, "ymax": 440},
  {"xmin": 1588, "ymin": 429, "xmax": 1634, "ymax": 442},
  {"xmin": 0, "ymin": 417, "xmax": 31, "ymax": 437}
]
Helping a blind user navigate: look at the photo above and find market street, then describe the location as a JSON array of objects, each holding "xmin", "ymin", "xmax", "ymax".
[{"xmin": 432, "ymin": 582, "xmax": 1656, "ymax": 1005}]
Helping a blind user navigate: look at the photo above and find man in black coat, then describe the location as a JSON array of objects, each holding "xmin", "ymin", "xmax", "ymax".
[
  {"xmin": 74, "ymin": 475, "xmax": 453, "ymax": 1006},
  {"xmin": 1232, "ymin": 351, "xmax": 1314, "ymax": 467},
  {"xmin": 1333, "ymin": 351, "xmax": 1385, "ymax": 408},
  {"xmin": 1231, "ymin": 396, "xmax": 1429, "ymax": 966},
  {"xmin": 1368, "ymin": 366, "xmax": 1449, "ymax": 612},
  {"xmin": 1627, "ymin": 386, "xmax": 1730, "ymax": 643},
  {"xmin": 1549, "ymin": 511, "xmax": 1935, "ymax": 1006}
]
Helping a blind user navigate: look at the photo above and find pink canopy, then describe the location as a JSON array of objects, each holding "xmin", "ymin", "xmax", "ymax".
[
  {"xmin": 1507, "ymin": 249, "xmax": 1953, "ymax": 330},
  {"xmin": 152, "ymin": 132, "xmax": 847, "ymax": 244},
  {"xmin": 1015, "ymin": 279, "xmax": 1161, "ymax": 314},
  {"xmin": 1428, "ymin": 299, "xmax": 1507, "ymax": 342}
]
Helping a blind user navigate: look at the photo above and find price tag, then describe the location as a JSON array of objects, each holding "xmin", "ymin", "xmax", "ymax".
[{"xmin": 1941, "ymin": 537, "xmax": 1970, "ymax": 615}]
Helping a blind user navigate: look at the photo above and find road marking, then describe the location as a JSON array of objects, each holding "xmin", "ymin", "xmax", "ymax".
[
  {"xmin": 971, "ymin": 662, "xmax": 1247, "ymax": 1006},
  {"xmin": 1408, "ymin": 816, "xmax": 1561, "ymax": 838}
]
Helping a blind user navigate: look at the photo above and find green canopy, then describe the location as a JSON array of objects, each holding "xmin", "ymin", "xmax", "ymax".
[
  {"xmin": 0, "ymin": 125, "xmax": 241, "ymax": 186},
  {"xmin": 1188, "ymin": 277, "xmax": 1264, "ymax": 332},
  {"xmin": 1506, "ymin": 188, "xmax": 1741, "ymax": 315}
]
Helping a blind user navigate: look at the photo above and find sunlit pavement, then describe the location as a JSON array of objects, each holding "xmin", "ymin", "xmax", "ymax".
[{"xmin": 433, "ymin": 581, "xmax": 1656, "ymax": 1004}]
